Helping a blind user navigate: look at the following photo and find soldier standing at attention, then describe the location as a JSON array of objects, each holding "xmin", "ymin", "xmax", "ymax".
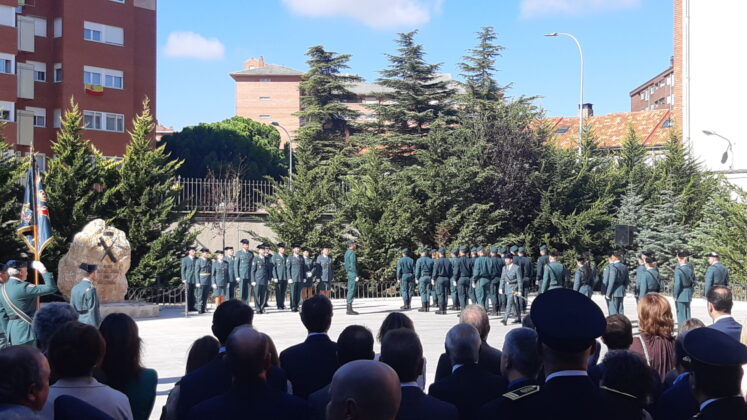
[
  {"xmin": 195, "ymin": 248, "xmax": 212, "ymax": 314},
  {"xmin": 251, "ymin": 244, "xmax": 271, "ymax": 314},
  {"xmin": 287, "ymin": 244, "xmax": 305, "ymax": 312},
  {"xmin": 180, "ymin": 246, "xmax": 198, "ymax": 312},
  {"xmin": 0, "ymin": 260, "xmax": 57, "ymax": 346},
  {"xmin": 500, "ymin": 254, "xmax": 523, "ymax": 326},
  {"xmin": 448, "ymin": 248, "xmax": 460, "ymax": 311},
  {"xmin": 604, "ymin": 251, "xmax": 628, "ymax": 316},
  {"xmin": 396, "ymin": 248, "xmax": 415, "ymax": 310},
  {"xmin": 0, "ymin": 263, "xmax": 8, "ymax": 349},
  {"xmin": 634, "ymin": 251, "xmax": 653, "ymax": 303},
  {"xmin": 272, "ymin": 243, "xmax": 289, "ymax": 310},
  {"xmin": 211, "ymin": 250, "xmax": 229, "ymax": 307},
  {"xmin": 540, "ymin": 250, "xmax": 567, "ymax": 294},
  {"xmin": 235, "ymin": 239, "xmax": 254, "ymax": 308},
  {"xmin": 673, "ymin": 250, "xmax": 695, "ymax": 325},
  {"xmin": 468, "ymin": 248, "xmax": 479, "ymax": 304},
  {"xmin": 704, "ymin": 251, "xmax": 729, "ymax": 297},
  {"xmin": 316, "ymin": 246, "xmax": 334, "ymax": 298},
  {"xmin": 223, "ymin": 247, "xmax": 236, "ymax": 300},
  {"xmin": 454, "ymin": 246, "xmax": 472, "ymax": 311},
  {"xmin": 302, "ymin": 247, "xmax": 315, "ymax": 301},
  {"xmin": 638, "ymin": 256, "xmax": 661, "ymax": 302},
  {"xmin": 429, "ymin": 249, "xmax": 438, "ymax": 308},
  {"xmin": 344, "ymin": 240, "xmax": 360, "ymax": 315},
  {"xmin": 414, "ymin": 248, "xmax": 434, "ymax": 313},
  {"xmin": 535, "ymin": 245, "xmax": 549, "ymax": 292},
  {"xmin": 71, "ymin": 263, "xmax": 101, "ymax": 327},
  {"xmin": 573, "ymin": 256, "xmax": 594, "ymax": 298},
  {"xmin": 583, "ymin": 251, "xmax": 599, "ymax": 291},
  {"xmin": 498, "ymin": 247, "xmax": 508, "ymax": 312},
  {"xmin": 517, "ymin": 247, "xmax": 532, "ymax": 313},
  {"xmin": 488, "ymin": 246, "xmax": 504, "ymax": 316},
  {"xmin": 472, "ymin": 247, "xmax": 494, "ymax": 310},
  {"xmin": 432, "ymin": 248, "xmax": 452, "ymax": 315}
]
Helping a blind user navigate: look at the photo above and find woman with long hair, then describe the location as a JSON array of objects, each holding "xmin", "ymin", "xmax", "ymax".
[{"xmin": 630, "ymin": 293, "xmax": 676, "ymax": 381}]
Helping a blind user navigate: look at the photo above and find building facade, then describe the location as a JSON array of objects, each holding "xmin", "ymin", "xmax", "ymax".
[
  {"xmin": 629, "ymin": 63, "xmax": 674, "ymax": 112},
  {"xmin": 0, "ymin": 0, "xmax": 156, "ymax": 159}
]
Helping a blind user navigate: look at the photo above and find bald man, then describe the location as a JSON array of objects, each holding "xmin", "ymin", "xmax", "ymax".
[{"xmin": 327, "ymin": 360, "xmax": 401, "ymax": 420}]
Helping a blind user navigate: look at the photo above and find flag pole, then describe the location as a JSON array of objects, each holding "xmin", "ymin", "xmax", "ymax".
[{"xmin": 30, "ymin": 144, "xmax": 40, "ymax": 311}]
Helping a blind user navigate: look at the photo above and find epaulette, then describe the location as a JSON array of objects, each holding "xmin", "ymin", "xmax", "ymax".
[{"xmin": 502, "ymin": 385, "xmax": 540, "ymax": 401}]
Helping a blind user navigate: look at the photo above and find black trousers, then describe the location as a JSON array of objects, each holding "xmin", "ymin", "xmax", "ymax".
[{"xmin": 186, "ymin": 283, "xmax": 197, "ymax": 310}]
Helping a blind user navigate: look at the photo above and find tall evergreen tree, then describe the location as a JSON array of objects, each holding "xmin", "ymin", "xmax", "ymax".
[
  {"xmin": 0, "ymin": 122, "xmax": 25, "ymax": 262},
  {"xmin": 616, "ymin": 184, "xmax": 649, "ymax": 264},
  {"xmin": 458, "ymin": 26, "xmax": 505, "ymax": 101},
  {"xmin": 615, "ymin": 124, "xmax": 651, "ymax": 190}
]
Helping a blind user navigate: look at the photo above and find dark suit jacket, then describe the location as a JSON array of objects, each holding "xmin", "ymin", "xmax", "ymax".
[
  {"xmin": 709, "ymin": 316, "xmax": 743, "ymax": 342},
  {"xmin": 697, "ymin": 396, "xmax": 747, "ymax": 420},
  {"xmin": 186, "ymin": 380, "xmax": 308, "ymax": 420},
  {"xmin": 307, "ymin": 383, "xmax": 330, "ymax": 420},
  {"xmin": 652, "ymin": 372, "xmax": 699, "ymax": 420},
  {"xmin": 54, "ymin": 395, "xmax": 114, "ymax": 420},
  {"xmin": 495, "ymin": 375, "xmax": 601, "ymax": 419},
  {"xmin": 398, "ymin": 386, "xmax": 458, "ymax": 420},
  {"xmin": 428, "ymin": 363, "xmax": 506, "ymax": 420},
  {"xmin": 279, "ymin": 333, "xmax": 338, "ymax": 399},
  {"xmin": 434, "ymin": 341, "xmax": 502, "ymax": 382},
  {"xmin": 478, "ymin": 378, "xmax": 538, "ymax": 419},
  {"xmin": 176, "ymin": 354, "xmax": 288, "ymax": 420}
]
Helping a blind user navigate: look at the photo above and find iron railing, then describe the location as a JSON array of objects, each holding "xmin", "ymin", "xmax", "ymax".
[{"xmin": 176, "ymin": 177, "xmax": 275, "ymax": 214}]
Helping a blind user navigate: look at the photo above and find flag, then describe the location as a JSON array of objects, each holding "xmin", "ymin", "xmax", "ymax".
[
  {"xmin": 17, "ymin": 156, "xmax": 53, "ymax": 256},
  {"xmin": 85, "ymin": 84, "xmax": 104, "ymax": 96}
]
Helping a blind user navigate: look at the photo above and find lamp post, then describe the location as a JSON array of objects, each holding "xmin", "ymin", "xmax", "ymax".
[
  {"xmin": 545, "ymin": 32, "xmax": 584, "ymax": 154},
  {"xmin": 271, "ymin": 121, "xmax": 293, "ymax": 186},
  {"xmin": 702, "ymin": 130, "xmax": 734, "ymax": 169}
]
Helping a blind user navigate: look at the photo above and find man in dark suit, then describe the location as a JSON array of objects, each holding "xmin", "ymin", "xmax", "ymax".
[
  {"xmin": 684, "ymin": 327, "xmax": 747, "ymax": 419},
  {"xmin": 381, "ymin": 328, "xmax": 458, "ymax": 420},
  {"xmin": 175, "ymin": 300, "xmax": 288, "ymax": 420},
  {"xmin": 478, "ymin": 327, "xmax": 540, "ymax": 418},
  {"xmin": 327, "ymin": 360, "xmax": 401, "ymax": 420},
  {"xmin": 308, "ymin": 325, "xmax": 375, "ymax": 420},
  {"xmin": 707, "ymin": 286, "xmax": 743, "ymax": 341},
  {"xmin": 187, "ymin": 326, "xmax": 308, "ymax": 420},
  {"xmin": 434, "ymin": 304, "xmax": 502, "ymax": 381},
  {"xmin": 429, "ymin": 324, "xmax": 506, "ymax": 420},
  {"xmin": 280, "ymin": 295, "xmax": 338, "ymax": 399}
]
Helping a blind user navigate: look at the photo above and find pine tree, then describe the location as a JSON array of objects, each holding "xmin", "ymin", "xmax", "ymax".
[
  {"xmin": 616, "ymin": 184, "xmax": 649, "ymax": 264},
  {"xmin": 458, "ymin": 26, "xmax": 505, "ymax": 101},
  {"xmin": 104, "ymin": 98, "xmax": 197, "ymax": 286},
  {"xmin": 616, "ymin": 124, "xmax": 651, "ymax": 190},
  {"xmin": 0, "ymin": 122, "xmax": 25, "ymax": 262}
]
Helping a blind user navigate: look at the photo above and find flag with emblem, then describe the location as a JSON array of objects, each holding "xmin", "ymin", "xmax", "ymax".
[
  {"xmin": 85, "ymin": 84, "xmax": 104, "ymax": 96},
  {"xmin": 17, "ymin": 155, "xmax": 53, "ymax": 256}
]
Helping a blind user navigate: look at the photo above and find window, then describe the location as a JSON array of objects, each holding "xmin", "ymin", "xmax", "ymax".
[
  {"xmin": 54, "ymin": 18, "xmax": 62, "ymax": 38},
  {"xmin": 54, "ymin": 63, "xmax": 62, "ymax": 82},
  {"xmin": 105, "ymin": 113, "xmax": 124, "ymax": 132},
  {"xmin": 555, "ymin": 126, "xmax": 570, "ymax": 134},
  {"xmin": 26, "ymin": 107, "xmax": 46, "ymax": 127},
  {"xmin": 84, "ymin": 111, "xmax": 102, "ymax": 130},
  {"xmin": 662, "ymin": 118, "xmax": 672, "ymax": 129},
  {"xmin": 83, "ymin": 21, "xmax": 123, "ymax": 46},
  {"xmin": 27, "ymin": 61, "xmax": 46, "ymax": 82},
  {"xmin": 53, "ymin": 109, "xmax": 61, "ymax": 128},
  {"xmin": 259, "ymin": 77, "xmax": 271, "ymax": 82},
  {"xmin": 259, "ymin": 114, "xmax": 271, "ymax": 119},
  {"xmin": 0, "ymin": 5, "xmax": 14, "ymax": 27},
  {"xmin": 83, "ymin": 66, "xmax": 124, "ymax": 89},
  {"xmin": 259, "ymin": 96, "xmax": 271, "ymax": 101},
  {"xmin": 83, "ymin": 110, "xmax": 124, "ymax": 132},
  {"xmin": 0, "ymin": 53, "xmax": 14, "ymax": 74},
  {"xmin": 30, "ymin": 17, "xmax": 46, "ymax": 37},
  {"xmin": 0, "ymin": 101, "xmax": 13, "ymax": 122}
]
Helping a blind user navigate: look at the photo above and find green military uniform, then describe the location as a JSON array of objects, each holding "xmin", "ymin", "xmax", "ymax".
[
  {"xmin": 638, "ymin": 266, "xmax": 661, "ymax": 301},
  {"xmin": 303, "ymin": 254, "xmax": 315, "ymax": 288},
  {"xmin": 211, "ymin": 259, "xmax": 229, "ymax": 297},
  {"xmin": 488, "ymin": 247, "xmax": 504, "ymax": 315},
  {"xmin": 316, "ymin": 253, "xmax": 333, "ymax": 291},
  {"xmin": 573, "ymin": 266, "xmax": 594, "ymax": 298},
  {"xmin": 673, "ymin": 262, "xmax": 695, "ymax": 324},
  {"xmin": 251, "ymin": 246, "xmax": 271, "ymax": 313},
  {"xmin": 396, "ymin": 249, "xmax": 415, "ymax": 310},
  {"xmin": 500, "ymin": 258, "xmax": 523, "ymax": 325},
  {"xmin": 472, "ymin": 248, "xmax": 495, "ymax": 310},
  {"xmin": 432, "ymin": 248, "xmax": 452, "ymax": 314},
  {"xmin": 604, "ymin": 260, "xmax": 628, "ymax": 315},
  {"xmin": 235, "ymin": 243, "xmax": 254, "ymax": 306},
  {"xmin": 414, "ymin": 249, "xmax": 434, "ymax": 312},
  {"xmin": 540, "ymin": 261, "xmax": 567, "ymax": 294},
  {"xmin": 180, "ymin": 253, "xmax": 198, "ymax": 311},
  {"xmin": 454, "ymin": 247, "xmax": 473, "ymax": 309},
  {"xmin": 517, "ymin": 248, "xmax": 532, "ymax": 312},
  {"xmin": 0, "ymin": 263, "xmax": 9, "ymax": 349},
  {"xmin": 272, "ymin": 247, "xmax": 289, "ymax": 310},
  {"xmin": 344, "ymin": 242, "xmax": 360, "ymax": 315},
  {"xmin": 287, "ymin": 250, "xmax": 305, "ymax": 312},
  {"xmin": 70, "ymin": 271, "xmax": 101, "ymax": 328},
  {"xmin": 195, "ymin": 255, "xmax": 212, "ymax": 313},
  {"xmin": 223, "ymin": 249, "xmax": 236, "ymax": 300},
  {"xmin": 535, "ymin": 245, "xmax": 549, "ymax": 290},
  {"xmin": 704, "ymin": 259, "xmax": 729, "ymax": 297},
  {"xmin": 448, "ymin": 249, "xmax": 459, "ymax": 310},
  {"xmin": 0, "ymin": 262, "xmax": 57, "ymax": 346},
  {"xmin": 468, "ymin": 250, "xmax": 478, "ymax": 304},
  {"xmin": 633, "ymin": 264, "xmax": 646, "ymax": 302}
]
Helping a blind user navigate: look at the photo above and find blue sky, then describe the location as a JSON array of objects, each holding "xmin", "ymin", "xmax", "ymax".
[{"xmin": 157, "ymin": 0, "xmax": 673, "ymax": 130}]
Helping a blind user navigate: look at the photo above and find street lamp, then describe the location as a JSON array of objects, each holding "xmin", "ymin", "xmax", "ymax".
[
  {"xmin": 702, "ymin": 130, "xmax": 734, "ymax": 169},
  {"xmin": 271, "ymin": 121, "xmax": 293, "ymax": 186},
  {"xmin": 545, "ymin": 32, "xmax": 584, "ymax": 154}
]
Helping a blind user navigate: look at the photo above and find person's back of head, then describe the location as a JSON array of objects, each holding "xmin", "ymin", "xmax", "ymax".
[
  {"xmin": 185, "ymin": 336, "xmax": 220, "ymax": 374},
  {"xmin": 211, "ymin": 299, "xmax": 254, "ymax": 345},
  {"xmin": 337, "ymin": 325, "xmax": 375, "ymax": 365},
  {"xmin": 501, "ymin": 327, "xmax": 540, "ymax": 380},
  {"xmin": 301, "ymin": 295, "xmax": 333, "ymax": 333},
  {"xmin": 445, "ymin": 323, "xmax": 481, "ymax": 366},
  {"xmin": 707, "ymin": 286, "xmax": 733, "ymax": 316},
  {"xmin": 225, "ymin": 326, "xmax": 269, "ymax": 384},
  {"xmin": 48, "ymin": 321, "xmax": 105, "ymax": 380},
  {"xmin": 32, "ymin": 302, "xmax": 79, "ymax": 353},
  {"xmin": 600, "ymin": 351, "xmax": 654, "ymax": 402},
  {"xmin": 603, "ymin": 315, "xmax": 633, "ymax": 350},
  {"xmin": 380, "ymin": 328, "xmax": 423, "ymax": 383},
  {"xmin": 459, "ymin": 304, "xmax": 490, "ymax": 341},
  {"xmin": 638, "ymin": 293, "xmax": 674, "ymax": 339},
  {"xmin": 98, "ymin": 313, "xmax": 143, "ymax": 391},
  {"xmin": 377, "ymin": 313, "xmax": 414, "ymax": 342},
  {"xmin": 0, "ymin": 346, "xmax": 50, "ymax": 411},
  {"xmin": 261, "ymin": 333, "xmax": 280, "ymax": 366},
  {"xmin": 678, "ymin": 318, "xmax": 705, "ymax": 335},
  {"xmin": 327, "ymin": 360, "xmax": 401, "ymax": 420}
]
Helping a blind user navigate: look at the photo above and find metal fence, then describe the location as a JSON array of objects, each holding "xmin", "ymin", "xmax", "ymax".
[{"xmin": 176, "ymin": 177, "xmax": 276, "ymax": 214}]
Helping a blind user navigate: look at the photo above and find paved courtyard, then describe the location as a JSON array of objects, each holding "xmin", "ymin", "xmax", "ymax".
[{"xmin": 138, "ymin": 294, "xmax": 747, "ymax": 419}]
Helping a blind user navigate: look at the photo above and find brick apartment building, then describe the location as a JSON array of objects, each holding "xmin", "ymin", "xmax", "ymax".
[
  {"xmin": 0, "ymin": 0, "xmax": 156, "ymax": 160},
  {"xmin": 629, "ymin": 60, "xmax": 674, "ymax": 112}
]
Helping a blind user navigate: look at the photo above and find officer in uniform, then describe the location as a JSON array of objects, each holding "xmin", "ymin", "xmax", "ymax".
[
  {"xmin": 211, "ymin": 250, "xmax": 229, "ymax": 307},
  {"xmin": 180, "ymin": 246, "xmax": 198, "ymax": 311},
  {"xmin": 540, "ymin": 250, "xmax": 567, "ymax": 294},
  {"xmin": 195, "ymin": 248, "xmax": 212, "ymax": 314},
  {"xmin": 235, "ymin": 239, "xmax": 254, "ymax": 307},
  {"xmin": 0, "ymin": 260, "xmax": 57, "ymax": 346},
  {"xmin": 0, "ymin": 263, "xmax": 10, "ymax": 349},
  {"xmin": 604, "ymin": 251, "xmax": 628, "ymax": 315},
  {"xmin": 535, "ymin": 245, "xmax": 549, "ymax": 292},
  {"xmin": 302, "ymin": 247, "xmax": 315, "ymax": 301},
  {"xmin": 316, "ymin": 246, "xmax": 334, "ymax": 298},
  {"xmin": 573, "ymin": 256, "xmax": 594, "ymax": 298},
  {"xmin": 414, "ymin": 248, "xmax": 434, "ymax": 312},
  {"xmin": 448, "ymin": 248, "xmax": 460, "ymax": 311},
  {"xmin": 517, "ymin": 247, "xmax": 532, "ymax": 312},
  {"xmin": 71, "ymin": 263, "xmax": 101, "ymax": 327},
  {"xmin": 683, "ymin": 327, "xmax": 747, "ymax": 419},
  {"xmin": 468, "ymin": 248, "xmax": 479, "ymax": 304},
  {"xmin": 638, "ymin": 256, "xmax": 661, "ymax": 302},
  {"xmin": 344, "ymin": 240, "xmax": 360, "ymax": 315},
  {"xmin": 488, "ymin": 246, "xmax": 504, "ymax": 316},
  {"xmin": 673, "ymin": 250, "xmax": 695, "ymax": 324},
  {"xmin": 472, "ymin": 247, "xmax": 494, "ymax": 310},
  {"xmin": 396, "ymin": 248, "xmax": 415, "ymax": 310},
  {"xmin": 432, "ymin": 248, "xmax": 452, "ymax": 315},
  {"xmin": 498, "ymin": 247, "xmax": 508, "ymax": 312},
  {"xmin": 223, "ymin": 247, "xmax": 236, "ymax": 300},
  {"xmin": 453, "ymin": 246, "xmax": 472, "ymax": 310},
  {"xmin": 287, "ymin": 244, "xmax": 305, "ymax": 312},
  {"xmin": 429, "ymin": 248, "xmax": 439, "ymax": 308},
  {"xmin": 272, "ymin": 243, "xmax": 289, "ymax": 310},
  {"xmin": 634, "ymin": 251, "xmax": 653, "ymax": 303},
  {"xmin": 251, "ymin": 244, "xmax": 271, "ymax": 314},
  {"xmin": 583, "ymin": 251, "xmax": 599, "ymax": 291},
  {"xmin": 500, "ymin": 254, "xmax": 523, "ymax": 326},
  {"xmin": 704, "ymin": 251, "xmax": 729, "ymax": 297}
]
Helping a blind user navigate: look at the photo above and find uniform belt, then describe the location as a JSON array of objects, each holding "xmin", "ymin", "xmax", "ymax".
[
  {"xmin": 8, "ymin": 315, "xmax": 20, "ymax": 320},
  {"xmin": 77, "ymin": 310, "xmax": 89, "ymax": 315},
  {"xmin": 200, "ymin": 273, "xmax": 211, "ymax": 276},
  {"xmin": 421, "ymin": 272, "xmax": 431, "ymax": 276}
]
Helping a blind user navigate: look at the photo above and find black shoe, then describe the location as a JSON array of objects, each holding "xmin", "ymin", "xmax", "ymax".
[
  {"xmin": 418, "ymin": 305, "xmax": 427, "ymax": 312},
  {"xmin": 512, "ymin": 319, "xmax": 522, "ymax": 324},
  {"xmin": 346, "ymin": 304, "xmax": 359, "ymax": 315},
  {"xmin": 501, "ymin": 320, "xmax": 507, "ymax": 326}
]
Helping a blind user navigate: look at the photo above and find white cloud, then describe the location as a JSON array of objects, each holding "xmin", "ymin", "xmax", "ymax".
[
  {"xmin": 163, "ymin": 31, "xmax": 225, "ymax": 60},
  {"xmin": 520, "ymin": 0, "xmax": 641, "ymax": 19},
  {"xmin": 282, "ymin": 0, "xmax": 443, "ymax": 29}
]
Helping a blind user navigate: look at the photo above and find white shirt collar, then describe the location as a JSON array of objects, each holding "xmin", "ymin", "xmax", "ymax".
[
  {"xmin": 400, "ymin": 381, "xmax": 420, "ymax": 388},
  {"xmin": 545, "ymin": 370, "xmax": 588, "ymax": 383},
  {"xmin": 82, "ymin": 278, "xmax": 91, "ymax": 282},
  {"xmin": 714, "ymin": 314, "xmax": 733, "ymax": 323}
]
